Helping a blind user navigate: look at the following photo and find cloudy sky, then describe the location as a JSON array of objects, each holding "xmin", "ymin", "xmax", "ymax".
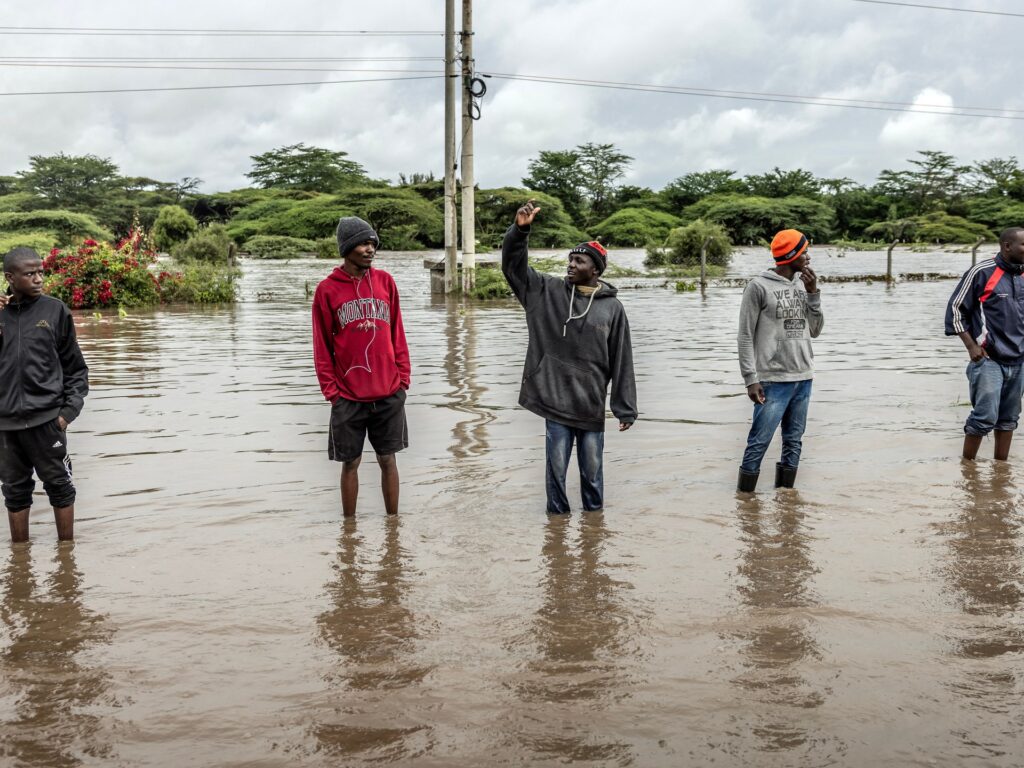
[{"xmin": 0, "ymin": 0, "xmax": 1020, "ymax": 192}]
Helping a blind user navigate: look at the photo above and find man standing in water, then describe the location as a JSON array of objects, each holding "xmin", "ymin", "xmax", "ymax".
[
  {"xmin": 946, "ymin": 227, "xmax": 1024, "ymax": 461},
  {"xmin": 0, "ymin": 247, "xmax": 89, "ymax": 542},
  {"xmin": 502, "ymin": 200, "xmax": 637, "ymax": 515},
  {"xmin": 736, "ymin": 229, "xmax": 823, "ymax": 493},
  {"xmin": 312, "ymin": 217, "xmax": 410, "ymax": 516}
]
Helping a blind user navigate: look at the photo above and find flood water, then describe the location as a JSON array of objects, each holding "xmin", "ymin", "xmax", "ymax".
[{"xmin": 1, "ymin": 246, "xmax": 1022, "ymax": 767}]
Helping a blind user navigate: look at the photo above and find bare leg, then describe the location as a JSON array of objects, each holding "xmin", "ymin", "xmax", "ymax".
[
  {"xmin": 377, "ymin": 453, "xmax": 399, "ymax": 515},
  {"xmin": 8, "ymin": 508, "xmax": 29, "ymax": 543},
  {"xmin": 994, "ymin": 430, "xmax": 1013, "ymax": 461},
  {"xmin": 963, "ymin": 434, "xmax": 983, "ymax": 460},
  {"xmin": 341, "ymin": 457, "xmax": 361, "ymax": 518},
  {"xmin": 53, "ymin": 505, "xmax": 74, "ymax": 541}
]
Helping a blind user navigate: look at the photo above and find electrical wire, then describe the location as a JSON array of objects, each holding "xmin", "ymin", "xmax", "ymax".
[
  {"xmin": 850, "ymin": 0, "xmax": 1024, "ymax": 18},
  {"xmin": 0, "ymin": 63, "xmax": 444, "ymax": 74},
  {"xmin": 0, "ymin": 74, "xmax": 443, "ymax": 98},
  {"xmin": 484, "ymin": 72, "xmax": 1024, "ymax": 120},
  {"xmin": 0, "ymin": 56, "xmax": 441, "ymax": 62},
  {"xmin": 0, "ymin": 26, "xmax": 442, "ymax": 37}
]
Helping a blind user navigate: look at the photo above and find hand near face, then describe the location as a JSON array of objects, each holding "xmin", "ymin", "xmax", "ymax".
[{"xmin": 800, "ymin": 266, "xmax": 818, "ymax": 293}]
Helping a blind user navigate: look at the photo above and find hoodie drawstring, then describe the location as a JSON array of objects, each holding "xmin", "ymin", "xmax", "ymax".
[{"xmin": 563, "ymin": 284, "xmax": 598, "ymax": 337}]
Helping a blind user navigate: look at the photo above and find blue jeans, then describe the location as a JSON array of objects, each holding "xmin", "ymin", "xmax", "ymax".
[
  {"xmin": 740, "ymin": 380, "xmax": 812, "ymax": 474},
  {"xmin": 545, "ymin": 420, "xmax": 604, "ymax": 514},
  {"xmin": 964, "ymin": 358, "xmax": 1024, "ymax": 436}
]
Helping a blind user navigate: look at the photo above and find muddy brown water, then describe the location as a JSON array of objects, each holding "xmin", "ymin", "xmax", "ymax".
[{"xmin": 1, "ymin": 247, "xmax": 1022, "ymax": 767}]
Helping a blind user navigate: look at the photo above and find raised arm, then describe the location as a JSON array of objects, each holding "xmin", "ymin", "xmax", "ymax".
[{"xmin": 501, "ymin": 199, "xmax": 544, "ymax": 306}]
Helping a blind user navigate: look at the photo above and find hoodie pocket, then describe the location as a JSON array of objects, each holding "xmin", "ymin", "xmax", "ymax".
[
  {"xmin": 526, "ymin": 354, "xmax": 605, "ymax": 422},
  {"xmin": 771, "ymin": 338, "xmax": 813, "ymax": 372}
]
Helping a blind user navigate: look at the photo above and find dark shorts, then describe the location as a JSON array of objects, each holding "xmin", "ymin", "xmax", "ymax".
[
  {"xmin": 328, "ymin": 390, "xmax": 408, "ymax": 462},
  {"xmin": 0, "ymin": 420, "xmax": 76, "ymax": 511}
]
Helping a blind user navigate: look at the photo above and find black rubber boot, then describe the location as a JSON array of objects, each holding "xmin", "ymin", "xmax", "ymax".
[
  {"xmin": 775, "ymin": 462, "xmax": 798, "ymax": 488},
  {"xmin": 736, "ymin": 469, "xmax": 759, "ymax": 493}
]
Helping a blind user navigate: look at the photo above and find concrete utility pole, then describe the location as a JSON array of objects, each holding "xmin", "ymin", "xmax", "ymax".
[
  {"xmin": 443, "ymin": 0, "xmax": 458, "ymax": 293},
  {"xmin": 460, "ymin": 0, "xmax": 476, "ymax": 293}
]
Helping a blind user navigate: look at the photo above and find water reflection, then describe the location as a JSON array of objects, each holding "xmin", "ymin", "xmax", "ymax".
[
  {"xmin": 942, "ymin": 463, "xmax": 1024, "ymax": 720},
  {"xmin": 732, "ymin": 494, "xmax": 835, "ymax": 757},
  {"xmin": 0, "ymin": 545, "xmax": 113, "ymax": 767},
  {"xmin": 313, "ymin": 516, "xmax": 433, "ymax": 760},
  {"xmin": 512, "ymin": 513, "xmax": 640, "ymax": 764},
  {"xmin": 440, "ymin": 299, "xmax": 494, "ymax": 462}
]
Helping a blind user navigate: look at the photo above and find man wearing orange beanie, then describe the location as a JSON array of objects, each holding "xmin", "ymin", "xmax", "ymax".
[{"xmin": 736, "ymin": 229, "xmax": 824, "ymax": 492}]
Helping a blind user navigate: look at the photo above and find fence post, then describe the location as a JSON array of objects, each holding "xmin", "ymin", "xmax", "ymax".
[
  {"xmin": 971, "ymin": 236, "xmax": 984, "ymax": 267},
  {"xmin": 886, "ymin": 240, "xmax": 898, "ymax": 284},
  {"xmin": 700, "ymin": 236, "xmax": 711, "ymax": 295}
]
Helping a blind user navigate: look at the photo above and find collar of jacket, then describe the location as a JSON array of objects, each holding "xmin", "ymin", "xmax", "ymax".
[{"xmin": 995, "ymin": 254, "xmax": 1024, "ymax": 275}]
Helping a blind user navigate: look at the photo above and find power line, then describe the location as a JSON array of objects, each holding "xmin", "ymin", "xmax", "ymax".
[
  {"xmin": 0, "ymin": 56, "xmax": 441, "ymax": 62},
  {"xmin": 850, "ymin": 0, "xmax": 1024, "ymax": 18},
  {"xmin": 485, "ymin": 72, "xmax": 1024, "ymax": 120},
  {"xmin": 0, "ymin": 63, "xmax": 444, "ymax": 75},
  {"xmin": 0, "ymin": 25, "xmax": 442, "ymax": 37},
  {"xmin": 0, "ymin": 74, "xmax": 443, "ymax": 97}
]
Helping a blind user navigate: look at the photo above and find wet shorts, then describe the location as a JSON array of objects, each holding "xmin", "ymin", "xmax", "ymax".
[
  {"xmin": 328, "ymin": 389, "xmax": 408, "ymax": 462},
  {"xmin": 0, "ymin": 420, "xmax": 76, "ymax": 511}
]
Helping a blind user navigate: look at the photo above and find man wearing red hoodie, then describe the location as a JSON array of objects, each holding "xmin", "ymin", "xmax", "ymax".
[{"xmin": 312, "ymin": 216, "xmax": 411, "ymax": 516}]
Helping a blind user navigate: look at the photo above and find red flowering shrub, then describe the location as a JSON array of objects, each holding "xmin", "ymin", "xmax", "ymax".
[{"xmin": 44, "ymin": 229, "xmax": 175, "ymax": 309}]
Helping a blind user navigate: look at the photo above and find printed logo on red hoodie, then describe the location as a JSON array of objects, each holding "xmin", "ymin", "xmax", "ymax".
[{"xmin": 312, "ymin": 267, "xmax": 411, "ymax": 403}]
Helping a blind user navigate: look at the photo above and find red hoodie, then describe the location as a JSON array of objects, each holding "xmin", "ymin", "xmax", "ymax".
[{"xmin": 312, "ymin": 266, "xmax": 410, "ymax": 403}]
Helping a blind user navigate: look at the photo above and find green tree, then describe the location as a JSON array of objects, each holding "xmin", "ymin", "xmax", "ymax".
[
  {"xmin": 17, "ymin": 153, "xmax": 120, "ymax": 212},
  {"xmin": 245, "ymin": 143, "xmax": 368, "ymax": 192},
  {"xmin": 645, "ymin": 219, "xmax": 732, "ymax": 269},
  {"xmin": 876, "ymin": 150, "xmax": 971, "ymax": 215},
  {"xmin": 576, "ymin": 142, "xmax": 633, "ymax": 223},
  {"xmin": 968, "ymin": 157, "xmax": 1023, "ymax": 198},
  {"xmin": 742, "ymin": 167, "xmax": 821, "ymax": 199},
  {"xmin": 522, "ymin": 149, "xmax": 584, "ymax": 222},
  {"xmin": 152, "ymin": 205, "xmax": 199, "ymax": 252},
  {"xmin": 591, "ymin": 207, "xmax": 680, "ymax": 246},
  {"xmin": 683, "ymin": 194, "xmax": 835, "ymax": 243},
  {"xmin": 474, "ymin": 188, "xmax": 584, "ymax": 248},
  {"xmin": 661, "ymin": 170, "xmax": 744, "ymax": 211}
]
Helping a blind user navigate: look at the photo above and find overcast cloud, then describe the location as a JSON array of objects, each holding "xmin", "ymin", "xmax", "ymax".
[{"xmin": 0, "ymin": 0, "xmax": 1019, "ymax": 192}]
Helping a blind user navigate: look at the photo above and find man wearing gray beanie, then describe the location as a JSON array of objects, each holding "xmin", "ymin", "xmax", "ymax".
[{"xmin": 313, "ymin": 216, "xmax": 411, "ymax": 517}]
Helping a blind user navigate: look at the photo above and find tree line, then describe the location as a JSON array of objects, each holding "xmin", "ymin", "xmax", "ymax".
[{"xmin": 2, "ymin": 142, "xmax": 1023, "ymax": 257}]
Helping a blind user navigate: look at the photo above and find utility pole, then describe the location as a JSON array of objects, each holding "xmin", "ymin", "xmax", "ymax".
[
  {"xmin": 460, "ymin": 0, "xmax": 476, "ymax": 293},
  {"xmin": 443, "ymin": 0, "xmax": 458, "ymax": 293}
]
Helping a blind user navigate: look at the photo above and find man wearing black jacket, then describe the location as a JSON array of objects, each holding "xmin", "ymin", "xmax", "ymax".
[
  {"xmin": 502, "ymin": 200, "xmax": 637, "ymax": 515},
  {"xmin": 0, "ymin": 247, "xmax": 89, "ymax": 542}
]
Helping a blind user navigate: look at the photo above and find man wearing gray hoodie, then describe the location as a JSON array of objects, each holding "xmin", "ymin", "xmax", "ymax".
[
  {"xmin": 502, "ymin": 200, "xmax": 637, "ymax": 515},
  {"xmin": 736, "ymin": 229, "xmax": 823, "ymax": 492}
]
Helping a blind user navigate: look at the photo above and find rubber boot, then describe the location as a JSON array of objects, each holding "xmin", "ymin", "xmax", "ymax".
[
  {"xmin": 736, "ymin": 469, "xmax": 759, "ymax": 493},
  {"xmin": 775, "ymin": 462, "xmax": 798, "ymax": 489}
]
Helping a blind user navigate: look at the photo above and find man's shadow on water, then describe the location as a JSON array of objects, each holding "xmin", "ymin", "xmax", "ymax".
[
  {"xmin": 508, "ymin": 512, "xmax": 643, "ymax": 765},
  {"xmin": 311, "ymin": 516, "xmax": 435, "ymax": 761},
  {"xmin": 0, "ymin": 544, "xmax": 114, "ymax": 768},
  {"xmin": 938, "ymin": 462, "xmax": 1024, "ymax": 743},
  {"xmin": 730, "ymin": 492, "xmax": 844, "ymax": 760}
]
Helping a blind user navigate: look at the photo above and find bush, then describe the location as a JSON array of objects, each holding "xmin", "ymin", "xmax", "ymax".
[
  {"xmin": 156, "ymin": 263, "xmax": 238, "ymax": 304},
  {"xmin": 316, "ymin": 237, "xmax": 337, "ymax": 259},
  {"xmin": 0, "ymin": 192, "xmax": 45, "ymax": 213},
  {"xmin": 474, "ymin": 187, "xmax": 585, "ymax": 248},
  {"xmin": 43, "ymin": 232, "xmax": 161, "ymax": 309},
  {"xmin": 172, "ymin": 224, "xmax": 233, "ymax": 263},
  {"xmin": 242, "ymin": 234, "xmax": 317, "ymax": 258},
  {"xmin": 646, "ymin": 219, "xmax": 732, "ymax": 269},
  {"xmin": 0, "ymin": 210, "xmax": 112, "ymax": 243},
  {"xmin": 865, "ymin": 212, "xmax": 992, "ymax": 244},
  {"xmin": 591, "ymin": 207, "xmax": 681, "ymax": 246},
  {"xmin": 682, "ymin": 193, "xmax": 835, "ymax": 243},
  {"xmin": 0, "ymin": 231, "xmax": 59, "ymax": 254},
  {"xmin": 152, "ymin": 205, "xmax": 198, "ymax": 252},
  {"xmin": 466, "ymin": 266, "xmax": 513, "ymax": 299}
]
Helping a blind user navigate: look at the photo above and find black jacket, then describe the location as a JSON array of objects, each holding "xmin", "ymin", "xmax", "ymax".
[
  {"xmin": 0, "ymin": 294, "xmax": 89, "ymax": 430},
  {"xmin": 502, "ymin": 224, "xmax": 637, "ymax": 432}
]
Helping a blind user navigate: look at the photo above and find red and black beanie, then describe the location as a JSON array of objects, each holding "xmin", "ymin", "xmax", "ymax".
[
  {"xmin": 770, "ymin": 229, "xmax": 808, "ymax": 266},
  {"xmin": 569, "ymin": 241, "xmax": 608, "ymax": 274}
]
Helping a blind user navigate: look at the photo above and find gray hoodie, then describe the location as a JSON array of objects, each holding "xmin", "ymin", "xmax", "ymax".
[
  {"xmin": 737, "ymin": 270, "xmax": 824, "ymax": 387},
  {"xmin": 502, "ymin": 224, "xmax": 637, "ymax": 432}
]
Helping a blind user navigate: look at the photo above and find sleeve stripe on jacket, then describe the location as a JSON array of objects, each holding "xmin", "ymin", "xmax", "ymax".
[{"xmin": 951, "ymin": 259, "xmax": 995, "ymax": 334}]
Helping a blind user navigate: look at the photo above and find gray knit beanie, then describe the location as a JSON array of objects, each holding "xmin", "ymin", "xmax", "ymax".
[{"xmin": 335, "ymin": 216, "xmax": 379, "ymax": 257}]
